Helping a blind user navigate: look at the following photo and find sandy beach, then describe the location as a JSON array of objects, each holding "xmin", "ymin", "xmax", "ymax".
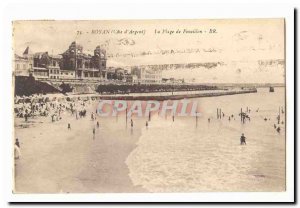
[{"xmin": 14, "ymin": 104, "xmax": 146, "ymax": 193}]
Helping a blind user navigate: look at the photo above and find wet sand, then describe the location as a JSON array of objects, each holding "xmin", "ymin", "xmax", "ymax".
[{"xmin": 14, "ymin": 108, "xmax": 146, "ymax": 193}]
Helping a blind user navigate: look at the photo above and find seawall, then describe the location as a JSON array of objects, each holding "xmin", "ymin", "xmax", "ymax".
[{"xmin": 94, "ymin": 89, "xmax": 257, "ymax": 101}]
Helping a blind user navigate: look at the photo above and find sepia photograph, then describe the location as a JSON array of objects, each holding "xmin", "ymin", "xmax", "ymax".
[{"xmin": 12, "ymin": 19, "xmax": 286, "ymax": 194}]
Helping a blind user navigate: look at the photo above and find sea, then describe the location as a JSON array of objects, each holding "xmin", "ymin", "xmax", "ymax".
[{"xmin": 125, "ymin": 87, "xmax": 286, "ymax": 192}]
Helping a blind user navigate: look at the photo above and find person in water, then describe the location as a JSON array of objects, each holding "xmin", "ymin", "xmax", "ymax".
[
  {"xmin": 276, "ymin": 126, "xmax": 281, "ymax": 133},
  {"xmin": 240, "ymin": 133, "xmax": 246, "ymax": 145}
]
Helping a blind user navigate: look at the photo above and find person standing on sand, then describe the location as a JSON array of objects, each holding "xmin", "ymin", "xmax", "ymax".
[
  {"xmin": 93, "ymin": 127, "xmax": 96, "ymax": 139},
  {"xmin": 15, "ymin": 138, "xmax": 20, "ymax": 148},
  {"xmin": 240, "ymin": 133, "xmax": 246, "ymax": 145},
  {"xmin": 24, "ymin": 112, "xmax": 28, "ymax": 122},
  {"xmin": 15, "ymin": 138, "xmax": 21, "ymax": 159},
  {"xmin": 91, "ymin": 113, "xmax": 94, "ymax": 120},
  {"xmin": 146, "ymin": 121, "xmax": 148, "ymax": 129},
  {"xmin": 68, "ymin": 123, "xmax": 71, "ymax": 130},
  {"xmin": 97, "ymin": 121, "xmax": 100, "ymax": 128}
]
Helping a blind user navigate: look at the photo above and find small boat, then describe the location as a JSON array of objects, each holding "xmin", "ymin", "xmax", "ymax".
[{"xmin": 269, "ymin": 87, "xmax": 274, "ymax": 92}]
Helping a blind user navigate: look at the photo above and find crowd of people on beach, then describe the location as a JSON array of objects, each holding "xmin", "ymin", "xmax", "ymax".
[{"xmin": 14, "ymin": 94, "xmax": 92, "ymax": 123}]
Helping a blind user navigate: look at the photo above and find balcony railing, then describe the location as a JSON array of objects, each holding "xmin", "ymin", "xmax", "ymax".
[{"xmin": 77, "ymin": 68, "xmax": 100, "ymax": 72}]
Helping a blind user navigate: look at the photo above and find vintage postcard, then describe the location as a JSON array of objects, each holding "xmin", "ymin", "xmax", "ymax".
[{"xmin": 12, "ymin": 19, "xmax": 286, "ymax": 194}]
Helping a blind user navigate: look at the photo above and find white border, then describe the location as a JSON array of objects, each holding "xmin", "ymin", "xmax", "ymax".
[{"xmin": 0, "ymin": 2, "xmax": 295, "ymax": 203}]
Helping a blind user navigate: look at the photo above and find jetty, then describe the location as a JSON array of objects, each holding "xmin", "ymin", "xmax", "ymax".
[
  {"xmin": 21, "ymin": 88, "xmax": 257, "ymax": 103},
  {"xmin": 93, "ymin": 88, "xmax": 257, "ymax": 101}
]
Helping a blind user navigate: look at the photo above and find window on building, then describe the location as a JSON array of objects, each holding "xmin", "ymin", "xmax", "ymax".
[
  {"xmin": 77, "ymin": 60, "xmax": 82, "ymax": 68},
  {"xmin": 16, "ymin": 64, "xmax": 19, "ymax": 70}
]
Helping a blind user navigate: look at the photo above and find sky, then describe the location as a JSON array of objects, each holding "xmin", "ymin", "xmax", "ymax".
[{"xmin": 13, "ymin": 19, "xmax": 285, "ymax": 83}]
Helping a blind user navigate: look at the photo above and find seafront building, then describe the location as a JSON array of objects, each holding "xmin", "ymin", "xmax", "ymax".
[
  {"xmin": 131, "ymin": 66, "xmax": 162, "ymax": 84},
  {"xmin": 60, "ymin": 42, "xmax": 107, "ymax": 80},
  {"xmin": 14, "ymin": 53, "xmax": 32, "ymax": 77},
  {"xmin": 14, "ymin": 47, "xmax": 62, "ymax": 80},
  {"xmin": 14, "ymin": 42, "xmax": 163, "ymax": 84}
]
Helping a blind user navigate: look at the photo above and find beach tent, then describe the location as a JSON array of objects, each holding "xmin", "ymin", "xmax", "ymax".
[
  {"xmin": 15, "ymin": 98, "xmax": 24, "ymax": 104},
  {"xmin": 83, "ymin": 97, "xmax": 89, "ymax": 101},
  {"xmin": 58, "ymin": 97, "xmax": 65, "ymax": 102},
  {"xmin": 24, "ymin": 98, "xmax": 31, "ymax": 103}
]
